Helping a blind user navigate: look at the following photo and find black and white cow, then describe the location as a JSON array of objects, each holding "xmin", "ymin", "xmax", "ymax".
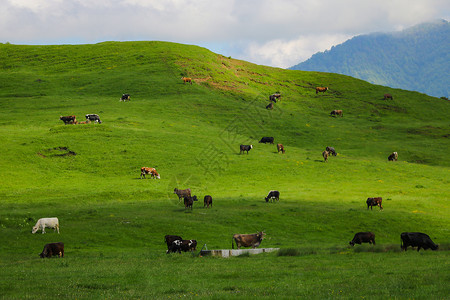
[
  {"xmin": 265, "ymin": 190, "xmax": 280, "ymax": 202},
  {"xmin": 240, "ymin": 145, "xmax": 253, "ymax": 154},
  {"xmin": 120, "ymin": 94, "xmax": 130, "ymax": 101},
  {"xmin": 167, "ymin": 239, "xmax": 197, "ymax": 253},
  {"xmin": 85, "ymin": 114, "xmax": 102, "ymax": 124}
]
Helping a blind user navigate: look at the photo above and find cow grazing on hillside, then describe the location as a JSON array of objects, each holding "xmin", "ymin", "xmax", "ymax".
[
  {"xmin": 366, "ymin": 197, "xmax": 383, "ymax": 210},
  {"xmin": 240, "ymin": 144, "xmax": 253, "ymax": 154},
  {"xmin": 259, "ymin": 137, "xmax": 274, "ymax": 144},
  {"xmin": 388, "ymin": 152, "xmax": 398, "ymax": 161},
  {"xmin": 330, "ymin": 110, "xmax": 343, "ymax": 117},
  {"xmin": 266, "ymin": 102, "xmax": 274, "ymax": 110},
  {"xmin": 60, "ymin": 115, "xmax": 76, "ymax": 125},
  {"xmin": 40, "ymin": 242, "xmax": 64, "ymax": 258},
  {"xmin": 401, "ymin": 232, "xmax": 438, "ymax": 252},
  {"xmin": 140, "ymin": 167, "xmax": 160, "ymax": 179},
  {"xmin": 120, "ymin": 93, "xmax": 131, "ymax": 101},
  {"xmin": 326, "ymin": 146, "xmax": 337, "ymax": 156},
  {"xmin": 269, "ymin": 93, "xmax": 281, "ymax": 102},
  {"xmin": 182, "ymin": 77, "xmax": 192, "ymax": 84},
  {"xmin": 174, "ymin": 188, "xmax": 191, "ymax": 201},
  {"xmin": 322, "ymin": 150, "xmax": 329, "ymax": 162},
  {"xmin": 164, "ymin": 235, "xmax": 182, "ymax": 251},
  {"xmin": 265, "ymin": 190, "xmax": 280, "ymax": 202},
  {"xmin": 85, "ymin": 114, "xmax": 102, "ymax": 124},
  {"xmin": 316, "ymin": 87, "xmax": 328, "ymax": 94},
  {"xmin": 204, "ymin": 195, "xmax": 213, "ymax": 208},
  {"xmin": 349, "ymin": 232, "xmax": 376, "ymax": 246},
  {"xmin": 232, "ymin": 231, "xmax": 266, "ymax": 249},
  {"xmin": 383, "ymin": 93, "xmax": 393, "ymax": 100},
  {"xmin": 167, "ymin": 239, "xmax": 197, "ymax": 253},
  {"xmin": 277, "ymin": 143, "xmax": 285, "ymax": 154},
  {"xmin": 32, "ymin": 217, "xmax": 59, "ymax": 234}
]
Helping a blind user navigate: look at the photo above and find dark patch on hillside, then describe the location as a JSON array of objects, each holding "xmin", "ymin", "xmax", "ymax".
[{"xmin": 37, "ymin": 147, "xmax": 76, "ymax": 158}]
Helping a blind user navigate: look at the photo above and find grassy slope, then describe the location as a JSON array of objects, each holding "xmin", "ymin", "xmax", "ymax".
[{"xmin": 0, "ymin": 41, "xmax": 449, "ymax": 298}]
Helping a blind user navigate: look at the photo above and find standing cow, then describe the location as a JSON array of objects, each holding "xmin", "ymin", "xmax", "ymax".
[
  {"xmin": 164, "ymin": 235, "xmax": 182, "ymax": 251},
  {"xmin": 40, "ymin": 242, "xmax": 64, "ymax": 258},
  {"xmin": 60, "ymin": 115, "xmax": 76, "ymax": 125},
  {"xmin": 383, "ymin": 93, "xmax": 393, "ymax": 100},
  {"xmin": 366, "ymin": 197, "xmax": 383, "ymax": 210},
  {"xmin": 184, "ymin": 195, "xmax": 194, "ymax": 209},
  {"xmin": 269, "ymin": 93, "xmax": 281, "ymax": 102},
  {"xmin": 240, "ymin": 145, "xmax": 253, "ymax": 154},
  {"xmin": 32, "ymin": 217, "xmax": 60, "ymax": 234},
  {"xmin": 330, "ymin": 110, "xmax": 343, "ymax": 117},
  {"xmin": 277, "ymin": 144, "xmax": 285, "ymax": 154},
  {"xmin": 174, "ymin": 188, "xmax": 191, "ymax": 201},
  {"xmin": 167, "ymin": 239, "xmax": 197, "ymax": 253},
  {"xmin": 85, "ymin": 114, "xmax": 102, "ymax": 124},
  {"xmin": 259, "ymin": 137, "xmax": 274, "ymax": 144},
  {"xmin": 265, "ymin": 190, "xmax": 280, "ymax": 202},
  {"xmin": 325, "ymin": 146, "xmax": 337, "ymax": 156},
  {"xmin": 349, "ymin": 232, "xmax": 376, "ymax": 246},
  {"xmin": 232, "ymin": 231, "xmax": 265, "ymax": 249},
  {"xmin": 120, "ymin": 94, "xmax": 131, "ymax": 101},
  {"xmin": 204, "ymin": 195, "xmax": 213, "ymax": 208},
  {"xmin": 140, "ymin": 167, "xmax": 160, "ymax": 179},
  {"xmin": 316, "ymin": 87, "xmax": 328, "ymax": 94},
  {"xmin": 181, "ymin": 77, "xmax": 192, "ymax": 84},
  {"xmin": 388, "ymin": 152, "xmax": 398, "ymax": 161},
  {"xmin": 401, "ymin": 232, "xmax": 438, "ymax": 251},
  {"xmin": 322, "ymin": 150, "xmax": 329, "ymax": 162}
]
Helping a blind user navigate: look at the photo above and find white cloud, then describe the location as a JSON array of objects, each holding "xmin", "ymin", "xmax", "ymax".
[{"xmin": 1, "ymin": 0, "xmax": 449, "ymax": 67}]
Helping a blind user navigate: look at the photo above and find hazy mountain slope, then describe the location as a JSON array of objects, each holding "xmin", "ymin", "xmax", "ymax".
[{"xmin": 290, "ymin": 20, "xmax": 450, "ymax": 98}]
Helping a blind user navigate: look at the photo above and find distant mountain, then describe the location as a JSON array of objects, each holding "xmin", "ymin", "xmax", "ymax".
[{"xmin": 290, "ymin": 20, "xmax": 449, "ymax": 98}]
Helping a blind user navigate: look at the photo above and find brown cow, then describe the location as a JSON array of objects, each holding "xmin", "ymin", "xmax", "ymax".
[
  {"xmin": 184, "ymin": 195, "xmax": 194, "ymax": 209},
  {"xmin": 60, "ymin": 115, "xmax": 76, "ymax": 125},
  {"xmin": 316, "ymin": 87, "xmax": 328, "ymax": 94},
  {"xmin": 349, "ymin": 232, "xmax": 375, "ymax": 246},
  {"xmin": 174, "ymin": 188, "xmax": 191, "ymax": 201},
  {"xmin": 366, "ymin": 197, "xmax": 383, "ymax": 210},
  {"xmin": 277, "ymin": 143, "xmax": 285, "ymax": 154},
  {"xmin": 182, "ymin": 77, "xmax": 192, "ymax": 84},
  {"xmin": 383, "ymin": 93, "xmax": 393, "ymax": 100},
  {"xmin": 322, "ymin": 150, "xmax": 329, "ymax": 162},
  {"xmin": 40, "ymin": 242, "xmax": 64, "ymax": 258},
  {"xmin": 204, "ymin": 195, "xmax": 213, "ymax": 208},
  {"xmin": 330, "ymin": 110, "xmax": 343, "ymax": 117},
  {"xmin": 232, "ymin": 232, "xmax": 265, "ymax": 249},
  {"xmin": 266, "ymin": 102, "xmax": 274, "ymax": 110},
  {"xmin": 140, "ymin": 167, "xmax": 160, "ymax": 179}
]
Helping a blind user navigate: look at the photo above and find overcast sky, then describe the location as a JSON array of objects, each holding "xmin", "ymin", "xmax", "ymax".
[{"xmin": 1, "ymin": 0, "xmax": 449, "ymax": 68}]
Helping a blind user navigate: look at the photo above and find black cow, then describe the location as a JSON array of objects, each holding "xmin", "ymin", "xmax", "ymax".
[
  {"xmin": 120, "ymin": 93, "xmax": 131, "ymax": 101},
  {"xmin": 167, "ymin": 239, "xmax": 197, "ymax": 253},
  {"xmin": 265, "ymin": 190, "xmax": 280, "ymax": 202},
  {"xmin": 266, "ymin": 102, "xmax": 274, "ymax": 110},
  {"xmin": 269, "ymin": 93, "xmax": 281, "ymax": 103},
  {"xmin": 259, "ymin": 137, "xmax": 274, "ymax": 144},
  {"xmin": 326, "ymin": 146, "xmax": 337, "ymax": 156},
  {"xmin": 349, "ymin": 232, "xmax": 375, "ymax": 246},
  {"xmin": 401, "ymin": 232, "xmax": 438, "ymax": 252},
  {"xmin": 164, "ymin": 235, "xmax": 182, "ymax": 250},
  {"xmin": 240, "ymin": 145, "xmax": 253, "ymax": 154},
  {"xmin": 366, "ymin": 197, "xmax": 383, "ymax": 210},
  {"xmin": 184, "ymin": 195, "xmax": 194, "ymax": 209},
  {"xmin": 85, "ymin": 114, "xmax": 102, "ymax": 124},
  {"xmin": 60, "ymin": 115, "xmax": 76, "ymax": 125},
  {"xmin": 204, "ymin": 195, "xmax": 213, "ymax": 208},
  {"xmin": 40, "ymin": 242, "xmax": 64, "ymax": 258}
]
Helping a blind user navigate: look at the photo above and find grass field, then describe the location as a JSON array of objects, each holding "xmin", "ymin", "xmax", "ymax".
[{"xmin": 0, "ymin": 41, "xmax": 449, "ymax": 299}]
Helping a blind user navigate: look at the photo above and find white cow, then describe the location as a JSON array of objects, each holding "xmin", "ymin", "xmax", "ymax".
[{"xmin": 31, "ymin": 217, "xmax": 60, "ymax": 234}]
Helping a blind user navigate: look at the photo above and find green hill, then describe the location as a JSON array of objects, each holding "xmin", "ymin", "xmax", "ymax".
[
  {"xmin": 0, "ymin": 41, "xmax": 448, "ymax": 298},
  {"xmin": 290, "ymin": 19, "xmax": 450, "ymax": 98}
]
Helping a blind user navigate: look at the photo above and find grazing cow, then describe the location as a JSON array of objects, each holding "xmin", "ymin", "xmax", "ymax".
[
  {"xmin": 316, "ymin": 87, "xmax": 328, "ymax": 94},
  {"xmin": 40, "ymin": 242, "xmax": 64, "ymax": 258},
  {"xmin": 60, "ymin": 115, "xmax": 76, "ymax": 125},
  {"xmin": 204, "ymin": 195, "xmax": 213, "ymax": 208},
  {"xmin": 322, "ymin": 150, "xmax": 329, "ymax": 162},
  {"xmin": 326, "ymin": 146, "xmax": 337, "ymax": 156},
  {"xmin": 181, "ymin": 77, "xmax": 192, "ymax": 84},
  {"xmin": 265, "ymin": 190, "xmax": 280, "ymax": 202},
  {"xmin": 259, "ymin": 137, "xmax": 274, "ymax": 144},
  {"xmin": 388, "ymin": 152, "xmax": 398, "ymax": 161},
  {"xmin": 330, "ymin": 110, "xmax": 343, "ymax": 117},
  {"xmin": 401, "ymin": 232, "xmax": 438, "ymax": 252},
  {"xmin": 269, "ymin": 93, "xmax": 281, "ymax": 102},
  {"xmin": 266, "ymin": 102, "xmax": 274, "ymax": 110},
  {"xmin": 167, "ymin": 239, "xmax": 197, "ymax": 253},
  {"xmin": 383, "ymin": 93, "xmax": 393, "ymax": 100},
  {"xmin": 232, "ymin": 231, "xmax": 266, "ymax": 249},
  {"xmin": 32, "ymin": 217, "xmax": 59, "ymax": 234},
  {"xmin": 366, "ymin": 197, "xmax": 383, "ymax": 210},
  {"xmin": 349, "ymin": 232, "xmax": 376, "ymax": 246},
  {"xmin": 120, "ymin": 93, "xmax": 131, "ymax": 101},
  {"xmin": 164, "ymin": 235, "xmax": 182, "ymax": 250},
  {"xmin": 277, "ymin": 143, "xmax": 285, "ymax": 154},
  {"xmin": 140, "ymin": 167, "xmax": 160, "ymax": 179},
  {"xmin": 85, "ymin": 114, "xmax": 102, "ymax": 124},
  {"xmin": 174, "ymin": 188, "xmax": 191, "ymax": 201},
  {"xmin": 240, "ymin": 144, "xmax": 253, "ymax": 154}
]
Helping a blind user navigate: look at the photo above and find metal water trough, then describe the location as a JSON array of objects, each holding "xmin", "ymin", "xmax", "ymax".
[{"xmin": 200, "ymin": 248, "xmax": 279, "ymax": 258}]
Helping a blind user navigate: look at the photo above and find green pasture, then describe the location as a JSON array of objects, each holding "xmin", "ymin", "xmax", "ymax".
[{"xmin": 0, "ymin": 41, "xmax": 448, "ymax": 299}]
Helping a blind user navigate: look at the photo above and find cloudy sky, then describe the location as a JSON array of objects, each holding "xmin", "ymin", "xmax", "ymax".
[{"xmin": 2, "ymin": 0, "xmax": 449, "ymax": 68}]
